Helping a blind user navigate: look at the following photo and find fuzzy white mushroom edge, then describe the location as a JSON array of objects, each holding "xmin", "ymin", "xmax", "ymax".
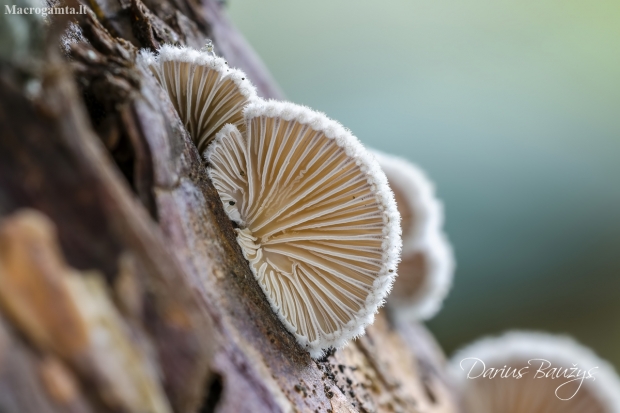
[
  {"xmin": 137, "ymin": 44, "xmax": 257, "ymax": 99},
  {"xmin": 371, "ymin": 149, "xmax": 444, "ymax": 253},
  {"xmin": 372, "ymin": 150, "xmax": 455, "ymax": 321},
  {"xmin": 393, "ymin": 231, "xmax": 455, "ymax": 322}
]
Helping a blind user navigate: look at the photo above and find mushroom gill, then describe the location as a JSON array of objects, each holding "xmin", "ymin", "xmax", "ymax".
[
  {"xmin": 372, "ymin": 150, "xmax": 454, "ymax": 321},
  {"xmin": 205, "ymin": 100, "xmax": 402, "ymax": 357},
  {"xmin": 137, "ymin": 44, "xmax": 257, "ymax": 153},
  {"xmin": 450, "ymin": 332, "xmax": 620, "ymax": 413}
]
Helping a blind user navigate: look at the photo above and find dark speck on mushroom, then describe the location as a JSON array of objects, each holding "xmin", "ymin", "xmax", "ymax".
[{"xmin": 229, "ymin": 201, "xmax": 236, "ymax": 206}]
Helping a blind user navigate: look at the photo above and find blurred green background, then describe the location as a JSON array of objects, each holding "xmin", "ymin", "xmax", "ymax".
[{"xmin": 226, "ymin": 0, "xmax": 620, "ymax": 367}]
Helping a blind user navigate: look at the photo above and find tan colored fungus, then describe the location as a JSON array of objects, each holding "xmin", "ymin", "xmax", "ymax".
[
  {"xmin": 138, "ymin": 44, "xmax": 257, "ymax": 153},
  {"xmin": 205, "ymin": 100, "xmax": 402, "ymax": 358}
]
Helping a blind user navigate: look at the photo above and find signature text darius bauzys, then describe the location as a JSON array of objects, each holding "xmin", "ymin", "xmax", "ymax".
[{"xmin": 459, "ymin": 358, "xmax": 598, "ymax": 401}]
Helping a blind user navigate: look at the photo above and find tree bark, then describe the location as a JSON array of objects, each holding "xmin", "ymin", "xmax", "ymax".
[{"xmin": 0, "ymin": 0, "xmax": 459, "ymax": 412}]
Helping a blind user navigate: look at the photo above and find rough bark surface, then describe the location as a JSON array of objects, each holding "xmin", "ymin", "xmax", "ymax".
[{"xmin": 0, "ymin": 0, "xmax": 459, "ymax": 412}]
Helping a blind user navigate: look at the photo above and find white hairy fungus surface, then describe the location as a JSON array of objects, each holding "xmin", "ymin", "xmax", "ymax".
[
  {"xmin": 137, "ymin": 44, "xmax": 257, "ymax": 153},
  {"xmin": 372, "ymin": 150, "xmax": 454, "ymax": 321},
  {"xmin": 450, "ymin": 331, "xmax": 620, "ymax": 413},
  {"xmin": 205, "ymin": 100, "xmax": 402, "ymax": 358}
]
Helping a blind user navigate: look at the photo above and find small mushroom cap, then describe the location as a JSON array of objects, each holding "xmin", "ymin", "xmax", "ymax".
[
  {"xmin": 450, "ymin": 331, "xmax": 620, "ymax": 413},
  {"xmin": 137, "ymin": 45, "xmax": 257, "ymax": 153},
  {"xmin": 205, "ymin": 100, "xmax": 402, "ymax": 358},
  {"xmin": 389, "ymin": 231, "xmax": 454, "ymax": 321},
  {"xmin": 372, "ymin": 150, "xmax": 442, "ymax": 253},
  {"xmin": 372, "ymin": 150, "xmax": 454, "ymax": 321}
]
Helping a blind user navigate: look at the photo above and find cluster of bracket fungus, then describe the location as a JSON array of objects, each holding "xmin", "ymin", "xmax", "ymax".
[
  {"xmin": 7, "ymin": 19, "xmax": 611, "ymax": 411},
  {"xmin": 140, "ymin": 44, "xmax": 403, "ymax": 358},
  {"xmin": 450, "ymin": 331, "xmax": 620, "ymax": 413},
  {"xmin": 137, "ymin": 42, "xmax": 458, "ymax": 359},
  {"xmin": 8, "ymin": 1, "xmax": 617, "ymax": 410},
  {"xmin": 372, "ymin": 150, "xmax": 455, "ymax": 321}
]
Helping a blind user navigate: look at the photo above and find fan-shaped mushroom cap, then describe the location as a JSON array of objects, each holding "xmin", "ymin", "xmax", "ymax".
[
  {"xmin": 205, "ymin": 100, "xmax": 402, "ymax": 358},
  {"xmin": 450, "ymin": 331, "xmax": 620, "ymax": 413},
  {"xmin": 137, "ymin": 44, "xmax": 257, "ymax": 153},
  {"xmin": 372, "ymin": 150, "xmax": 454, "ymax": 321}
]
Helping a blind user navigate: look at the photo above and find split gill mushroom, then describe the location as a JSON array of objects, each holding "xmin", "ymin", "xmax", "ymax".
[
  {"xmin": 205, "ymin": 100, "xmax": 402, "ymax": 358},
  {"xmin": 137, "ymin": 43, "xmax": 257, "ymax": 153},
  {"xmin": 372, "ymin": 150, "xmax": 455, "ymax": 322}
]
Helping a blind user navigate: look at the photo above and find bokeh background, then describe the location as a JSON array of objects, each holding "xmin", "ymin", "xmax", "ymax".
[{"xmin": 225, "ymin": 0, "xmax": 620, "ymax": 367}]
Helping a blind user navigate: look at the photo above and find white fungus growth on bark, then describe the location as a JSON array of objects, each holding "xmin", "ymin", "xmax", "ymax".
[
  {"xmin": 450, "ymin": 331, "xmax": 620, "ymax": 413},
  {"xmin": 137, "ymin": 44, "xmax": 257, "ymax": 153},
  {"xmin": 205, "ymin": 100, "xmax": 402, "ymax": 358},
  {"xmin": 372, "ymin": 150, "xmax": 454, "ymax": 321}
]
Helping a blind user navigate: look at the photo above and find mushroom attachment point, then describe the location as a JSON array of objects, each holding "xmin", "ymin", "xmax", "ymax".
[
  {"xmin": 372, "ymin": 150, "xmax": 454, "ymax": 321},
  {"xmin": 450, "ymin": 331, "xmax": 620, "ymax": 413},
  {"xmin": 137, "ymin": 44, "xmax": 257, "ymax": 153},
  {"xmin": 205, "ymin": 100, "xmax": 402, "ymax": 358}
]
